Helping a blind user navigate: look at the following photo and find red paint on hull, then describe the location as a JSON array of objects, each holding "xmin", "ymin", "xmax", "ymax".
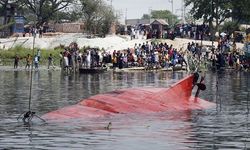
[{"xmin": 42, "ymin": 75, "xmax": 215, "ymax": 120}]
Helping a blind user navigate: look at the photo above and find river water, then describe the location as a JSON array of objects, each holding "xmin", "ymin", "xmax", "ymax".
[{"xmin": 0, "ymin": 70, "xmax": 249, "ymax": 149}]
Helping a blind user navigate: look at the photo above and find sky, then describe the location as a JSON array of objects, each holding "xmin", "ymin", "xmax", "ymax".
[{"xmin": 104, "ymin": 0, "xmax": 186, "ymax": 22}]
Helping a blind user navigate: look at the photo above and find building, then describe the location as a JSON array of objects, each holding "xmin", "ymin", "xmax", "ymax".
[
  {"xmin": 52, "ymin": 23, "xmax": 84, "ymax": 33},
  {"xmin": 150, "ymin": 19, "xmax": 169, "ymax": 38},
  {"xmin": 125, "ymin": 19, "xmax": 152, "ymax": 26},
  {"xmin": 13, "ymin": 16, "xmax": 25, "ymax": 33}
]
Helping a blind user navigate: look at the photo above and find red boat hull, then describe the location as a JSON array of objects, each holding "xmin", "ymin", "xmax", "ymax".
[{"xmin": 42, "ymin": 75, "xmax": 215, "ymax": 120}]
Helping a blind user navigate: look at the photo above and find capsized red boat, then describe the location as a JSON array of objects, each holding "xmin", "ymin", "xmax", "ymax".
[{"xmin": 42, "ymin": 74, "xmax": 215, "ymax": 120}]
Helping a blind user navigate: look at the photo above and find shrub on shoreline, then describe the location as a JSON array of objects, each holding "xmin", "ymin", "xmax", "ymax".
[
  {"xmin": 0, "ymin": 45, "xmax": 63, "ymax": 66},
  {"xmin": 0, "ymin": 44, "xmax": 104, "ymax": 66}
]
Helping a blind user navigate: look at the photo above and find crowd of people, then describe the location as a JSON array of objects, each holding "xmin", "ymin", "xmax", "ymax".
[
  {"xmin": 118, "ymin": 23, "xmax": 211, "ymax": 41},
  {"xmin": 185, "ymin": 35, "xmax": 249, "ymax": 71},
  {"xmin": 23, "ymin": 24, "xmax": 53, "ymax": 38},
  {"xmin": 13, "ymin": 49, "xmax": 55, "ymax": 70},
  {"xmin": 12, "ymin": 22, "xmax": 250, "ymax": 72},
  {"xmin": 55, "ymin": 35, "xmax": 250, "ymax": 72},
  {"xmin": 174, "ymin": 23, "xmax": 211, "ymax": 41},
  {"xmin": 59, "ymin": 41, "xmax": 188, "ymax": 72},
  {"xmin": 12, "ymin": 41, "xmax": 249, "ymax": 72},
  {"xmin": 111, "ymin": 42, "xmax": 187, "ymax": 70},
  {"xmin": 11, "ymin": 31, "xmax": 250, "ymax": 73},
  {"xmin": 60, "ymin": 43, "xmax": 112, "ymax": 72}
]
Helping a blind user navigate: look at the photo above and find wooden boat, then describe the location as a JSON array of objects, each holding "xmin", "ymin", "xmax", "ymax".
[
  {"xmin": 42, "ymin": 74, "xmax": 215, "ymax": 121},
  {"xmin": 118, "ymin": 65, "xmax": 186, "ymax": 72},
  {"xmin": 173, "ymin": 64, "xmax": 187, "ymax": 71},
  {"xmin": 79, "ymin": 67, "xmax": 107, "ymax": 74}
]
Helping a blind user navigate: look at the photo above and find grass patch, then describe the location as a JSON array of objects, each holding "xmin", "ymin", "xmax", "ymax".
[
  {"xmin": 0, "ymin": 44, "xmax": 104, "ymax": 66},
  {"xmin": 0, "ymin": 45, "xmax": 63, "ymax": 66}
]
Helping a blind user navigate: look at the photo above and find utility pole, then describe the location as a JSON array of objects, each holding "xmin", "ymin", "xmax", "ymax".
[
  {"xmin": 107, "ymin": 0, "xmax": 113, "ymax": 9},
  {"xmin": 211, "ymin": 0, "xmax": 214, "ymax": 47},
  {"xmin": 170, "ymin": 0, "xmax": 173, "ymax": 15},
  {"xmin": 176, "ymin": 0, "xmax": 185, "ymax": 23},
  {"xmin": 107, "ymin": 0, "xmax": 112, "ymax": 10},
  {"xmin": 124, "ymin": 8, "xmax": 128, "ymax": 35},
  {"xmin": 125, "ymin": 8, "xmax": 127, "ymax": 25},
  {"xmin": 169, "ymin": 0, "xmax": 174, "ymax": 26},
  {"xmin": 182, "ymin": 0, "xmax": 185, "ymax": 23},
  {"xmin": 148, "ymin": 7, "xmax": 152, "ymax": 19}
]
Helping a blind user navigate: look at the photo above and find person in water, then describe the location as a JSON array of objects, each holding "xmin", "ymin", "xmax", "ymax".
[
  {"xmin": 104, "ymin": 122, "xmax": 112, "ymax": 130},
  {"xmin": 25, "ymin": 54, "xmax": 32, "ymax": 70},
  {"xmin": 63, "ymin": 49, "xmax": 70, "ymax": 71},
  {"xmin": 37, "ymin": 49, "xmax": 41, "ymax": 62},
  {"xmin": 34, "ymin": 55, "xmax": 39, "ymax": 70},
  {"xmin": 14, "ymin": 54, "xmax": 20, "ymax": 69},
  {"xmin": 48, "ymin": 53, "xmax": 55, "ymax": 70}
]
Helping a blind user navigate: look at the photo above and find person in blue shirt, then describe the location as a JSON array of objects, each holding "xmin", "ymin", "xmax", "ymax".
[{"xmin": 34, "ymin": 55, "xmax": 39, "ymax": 70}]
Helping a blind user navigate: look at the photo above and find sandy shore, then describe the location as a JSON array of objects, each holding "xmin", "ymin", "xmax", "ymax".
[
  {"xmin": 0, "ymin": 33, "xmax": 245, "ymax": 73},
  {"xmin": 0, "ymin": 33, "xmax": 244, "ymax": 52}
]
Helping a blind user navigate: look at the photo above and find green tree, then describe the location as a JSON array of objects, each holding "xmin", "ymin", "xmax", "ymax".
[
  {"xmin": 78, "ymin": 0, "xmax": 116, "ymax": 36},
  {"xmin": 151, "ymin": 10, "xmax": 178, "ymax": 26},
  {"xmin": 20, "ymin": 0, "xmax": 74, "ymax": 26},
  {"xmin": 185, "ymin": 12, "xmax": 195, "ymax": 24},
  {"xmin": 220, "ymin": 21, "xmax": 240, "ymax": 35},
  {"xmin": 0, "ymin": 0, "xmax": 22, "ymax": 24},
  {"xmin": 185, "ymin": 0, "xmax": 232, "ymax": 40},
  {"xmin": 0, "ymin": 0, "xmax": 9, "ymax": 25},
  {"xmin": 98, "ymin": 6, "xmax": 116, "ymax": 36},
  {"xmin": 78, "ymin": 0, "xmax": 102, "ymax": 34},
  {"xmin": 0, "ymin": 0, "xmax": 22, "ymax": 37},
  {"xmin": 185, "ymin": 0, "xmax": 250, "ymax": 40},
  {"xmin": 54, "ymin": 10, "xmax": 81, "ymax": 23},
  {"xmin": 141, "ymin": 14, "xmax": 150, "ymax": 20},
  {"xmin": 231, "ymin": 0, "xmax": 250, "ymax": 24}
]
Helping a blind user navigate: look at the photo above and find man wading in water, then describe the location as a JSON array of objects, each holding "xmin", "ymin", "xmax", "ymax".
[
  {"xmin": 14, "ymin": 54, "xmax": 20, "ymax": 69},
  {"xmin": 34, "ymin": 55, "xmax": 39, "ymax": 70},
  {"xmin": 25, "ymin": 54, "xmax": 32, "ymax": 70},
  {"xmin": 48, "ymin": 53, "xmax": 55, "ymax": 70}
]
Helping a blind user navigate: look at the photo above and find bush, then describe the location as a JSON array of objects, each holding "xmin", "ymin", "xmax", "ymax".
[
  {"xmin": 0, "ymin": 45, "xmax": 63, "ymax": 66},
  {"xmin": 220, "ymin": 21, "xmax": 240, "ymax": 35},
  {"xmin": 0, "ymin": 44, "xmax": 104, "ymax": 66}
]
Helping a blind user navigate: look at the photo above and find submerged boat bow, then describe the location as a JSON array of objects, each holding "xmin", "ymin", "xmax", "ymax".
[{"xmin": 42, "ymin": 74, "xmax": 215, "ymax": 120}]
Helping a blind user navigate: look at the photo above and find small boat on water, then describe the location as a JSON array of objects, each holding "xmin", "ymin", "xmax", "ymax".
[
  {"xmin": 42, "ymin": 74, "xmax": 215, "ymax": 121},
  {"xmin": 116, "ymin": 65, "xmax": 186, "ymax": 72},
  {"xmin": 79, "ymin": 67, "xmax": 107, "ymax": 74}
]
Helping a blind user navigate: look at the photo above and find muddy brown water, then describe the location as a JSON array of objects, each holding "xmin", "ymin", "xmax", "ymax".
[{"xmin": 0, "ymin": 70, "xmax": 249, "ymax": 149}]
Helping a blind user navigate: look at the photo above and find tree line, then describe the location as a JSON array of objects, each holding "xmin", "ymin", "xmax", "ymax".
[
  {"xmin": 141, "ymin": 10, "xmax": 178, "ymax": 27},
  {"xmin": 1, "ymin": 0, "xmax": 250, "ymax": 37},
  {"xmin": 0, "ymin": 0, "xmax": 116, "ymax": 36},
  {"xmin": 185, "ymin": 0, "xmax": 250, "ymax": 39}
]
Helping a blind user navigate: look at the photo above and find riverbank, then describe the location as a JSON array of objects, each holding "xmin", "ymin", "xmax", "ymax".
[
  {"xmin": 0, "ymin": 33, "xmax": 244, "ymax": 51},
  {"xmin": 0, "ymin": 33, "xmax": 247, "ymax": 73},
  {"xmin": 0, "ymin": 61, "xmax": 190, "ymax": 73},
  {"xmin": 0, "ymin": 65, "xmax": 187, "ymax": 73},
  {"xmin": 0, "ymin": 65, "xmax": 61, "ymax": 71}
]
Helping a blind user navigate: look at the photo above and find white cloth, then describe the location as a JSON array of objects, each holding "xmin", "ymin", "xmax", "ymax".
[{"xmin": 64, "ymin": 57, "xmax": 69, "ymax": 67}]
